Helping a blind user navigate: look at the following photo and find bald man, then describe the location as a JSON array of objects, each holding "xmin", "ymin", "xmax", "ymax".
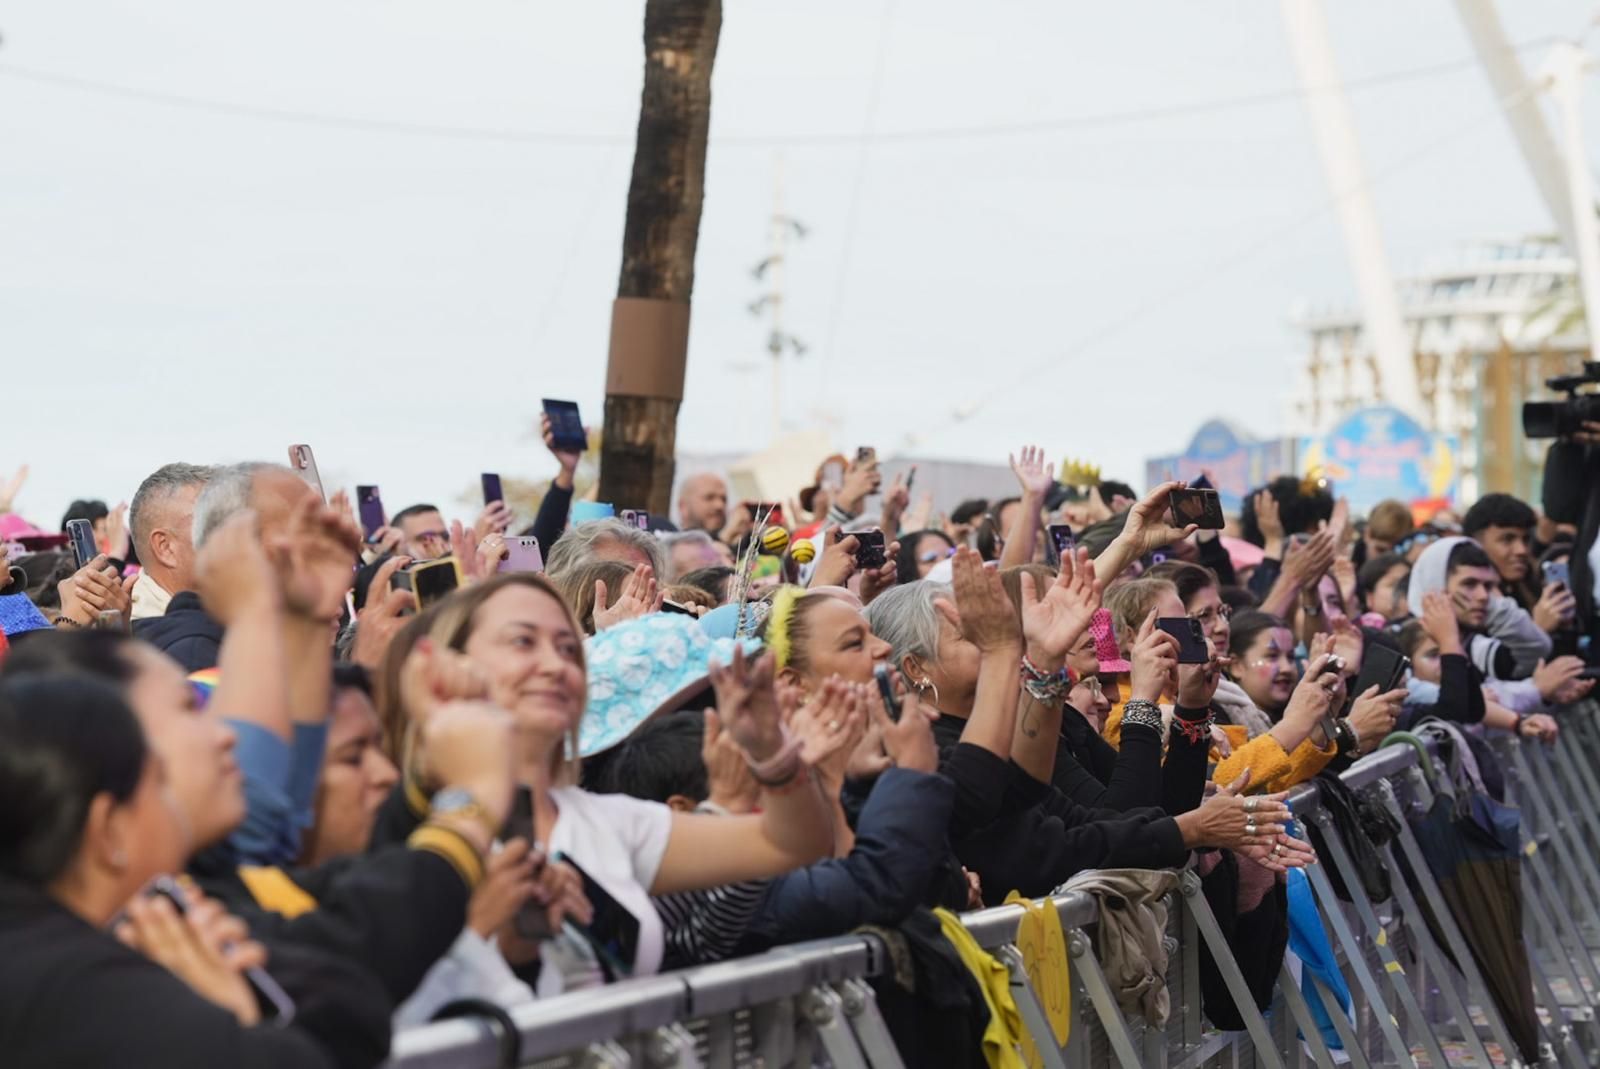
[{"xmin": 677, "ymin": 473, "xmax": 728, "ymax": 535}]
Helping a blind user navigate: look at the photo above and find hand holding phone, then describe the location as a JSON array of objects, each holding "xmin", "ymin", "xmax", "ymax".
[
  {"xmin": 1047, "ymin": 524, "xmax": 1075, "ymax": 565},
  {"xmin": 542, "ymin": 399, "xmax": 588, "ymax": 453},
  {"xmin": 853, "ymin": 529, "xmax": 887, "ymax": 570},
  {"xmin": 1168, "ymin": 487, "xmax": 1224, "ymax": 530},
  {"xmin": 499, "ymin": 536, "xmax": 545, "ymax": 574},
  {"xmin": 66, "ymin": 518, "xmax": 100, "ymax": 570},
  {"xmin": 397, "ymin": 557, "xmax": 463, "ymax": 609},
  {"xmin": 356, "ymin": 486, "xmax": 386, "ymax": 541},
  {"xmin": 481, "ymin": 473, "xmax": 505, "ymax": 508},
  {"xmin": 287, "ymin": 444, "xmax": 326, "ymax": 502}
]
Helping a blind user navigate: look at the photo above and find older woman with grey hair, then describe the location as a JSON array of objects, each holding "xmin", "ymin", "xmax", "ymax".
[{"xmin": 864, "ymin": 549, "xmax": 1305, "ymax": 905}]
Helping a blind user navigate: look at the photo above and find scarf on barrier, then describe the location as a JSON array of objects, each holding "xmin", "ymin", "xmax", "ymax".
[{"xmin": 935, "ymin": 908, "xmax": 1026, "ymax": 1069}]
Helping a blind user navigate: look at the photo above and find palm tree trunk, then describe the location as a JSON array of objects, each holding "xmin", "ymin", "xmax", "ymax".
[{"xmin": 598, "ymin": 0, "xmax": 722, "ymax": 515}]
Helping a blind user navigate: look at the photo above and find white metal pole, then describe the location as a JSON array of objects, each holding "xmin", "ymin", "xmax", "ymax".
[
  {"xmin": 1281, "ymin": 0, "xmax": 1423, "ymax": 417},
  {"xmin": 1548, "ymin": 43, "xmax": 1600, "ymax": 363},
  {"xmin": 1452, "ymin": 0, "xmax": 1581, "ymax": 255}
]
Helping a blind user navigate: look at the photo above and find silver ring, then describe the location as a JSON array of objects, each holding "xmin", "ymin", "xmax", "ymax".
[
  {"xmin": 1245, "ymin": 820, "xmax": 1257, "ymax": 836},
  {"xmin": 828, "ymin": 720, "xmax": 840, "ymax": 731},
  {"xmin": 1273, "ymin": 843, "xmax": 1284, "ymax": 856},
  {"xmin": 1244, "ymin": 797, "xmax": 1258, "ymax": 813}
]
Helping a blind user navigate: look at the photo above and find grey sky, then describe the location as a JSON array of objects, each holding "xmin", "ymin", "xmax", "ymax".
[{"xmin": 2, "ymin": 1, "xmax": 1595, "ymax": 528}]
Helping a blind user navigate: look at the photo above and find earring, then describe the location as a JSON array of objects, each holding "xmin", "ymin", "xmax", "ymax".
[{"xmin": 915, "ymin": 677, "xmax": 941, "ymax": 709}]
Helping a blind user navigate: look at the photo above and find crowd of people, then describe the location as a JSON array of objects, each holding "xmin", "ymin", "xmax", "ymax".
[{"xmin": 1, "ymin": 416, "xmax": 1597, "ymax": 1067}]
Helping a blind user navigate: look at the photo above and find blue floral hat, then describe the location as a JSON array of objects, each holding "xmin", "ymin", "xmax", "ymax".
[{"xmin": 581, "ymin": 613, "xmax": 761, "ymax": 758}]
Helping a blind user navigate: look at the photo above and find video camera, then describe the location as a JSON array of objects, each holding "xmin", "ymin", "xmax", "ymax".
[{"xmin": 1523, "ymin": 361, "xmax": 1600, "ymax": 439}]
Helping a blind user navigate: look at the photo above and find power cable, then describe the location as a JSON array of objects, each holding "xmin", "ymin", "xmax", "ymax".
[
  {"xmin": 0, "ymin": 35, "xmax": 1560, "ymax": 150},
  {"xmin": 907, "ymin": 77, "xmax": 1548, "ymax": 443}
]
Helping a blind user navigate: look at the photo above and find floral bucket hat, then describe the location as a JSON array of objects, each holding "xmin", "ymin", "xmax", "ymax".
[{"xmin": 581, "ymin": 613, "xmax": 761, "ymax": 758}]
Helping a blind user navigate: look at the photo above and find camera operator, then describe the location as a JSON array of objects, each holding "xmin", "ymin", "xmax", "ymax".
[{"xmin": 1528, "ymin": 363, "xmax": 1600, "ymax": 656}]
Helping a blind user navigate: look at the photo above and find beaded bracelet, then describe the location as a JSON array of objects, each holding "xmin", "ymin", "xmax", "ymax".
[
  {"xmin": 1020, "ymin": 653, "xmax": 1074, "ymax": 705},
  {"xmin": 1123, "ymin": 699, "xmax": 1164, "ymax": 733}
]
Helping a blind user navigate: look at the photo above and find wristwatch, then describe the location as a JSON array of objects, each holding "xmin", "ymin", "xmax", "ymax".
[{"xmin": 429, "ymin": 788, "xmax": 500, "ymax": 839}]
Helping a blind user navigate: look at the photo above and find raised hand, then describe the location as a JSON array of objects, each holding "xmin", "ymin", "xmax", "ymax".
[
  {"xmin": 1127, "ymin": 611, "xmax": 1180, "ymax": 705},
  {"xmin": 541, "ymin": 412, "xmax": 587, "ymax": 479},
  {"xmin": 1278, "ymin": 652, "xmax": 1341, "ymax": 735},
  {"xmin": 265, "ymin": 494, "xmax": 362, "ymax": 622},
  {"xmin": 419, "ymin": 700, "xmax": 517, "ymax": 834},
  {"xmin": 837, "ymin": 456, "xmax": 881, "ymax": 516},
  {"xmin": 1181, "ymin": 770, "xmax": 1294, "ymax": 851},
  {"xmin": 1344, "ymin": 685, "xmax": 1405, "ymax": 754},
  {"xmin": 58, "ymin": 554, "xmax": 136, "ymax": 627},
  {"xmin": 193, "ymin": 512, "xmax": 280, "ymax": 626},
  {"xmin": 1253, "ymin": 490, "xmax": 1285, "ymax": 552},
  {"xmin": 593, "ymin": 564, "xmax": 661, "ymax": 630},
  {"xmin": 864, "ymin": 667, "xmax": 939, "ymax": 774},
  {"xmin": 1281, "ymin": 529, "xmax": 1336, "ymax": 588},
  {"xmin": 1236, "ymin": 832, "xmax": 1317, "ymax": 873},
  {"xmin": 115, "ymin": 894, "xmax": 262, "ymax": 1026},
  {"xmin": 808, "ymin": 527, "xmax": 859, "ymax": 590},
  {"xmin": 788, "ymin": 676, "xmax": 867, "ymax": 786},
  {"xmin": 351, "ymin": 555, "xmax": 416, "ymax": 670},
  {"xmin": 702, "ymin": 709, "xmax": 761, "ymax": 814},
  {"xmin": 473, "ymin": 501, "xmax": 515, "ymax": 546},
  {"xmin": 1018, "ymin": 546, "xmax": 1103, "ymax": 669},
  {"xmin": 707, "ymin": 645, "xmax": 786, "ymax": 763},
  {"xmin": 1330, "ymin": 557, "xmax": 1358, "ymax": 612},
  {"xmin": 936, "ymin": 546, "xmax": 1021, "ymax": 654},
  {"xmin": 106, "ymin": 502, "xmax": 132, "ymax": 560},
  {"xmin": 399, "ymin": 638, "xmax": 491, "ymax": 732},
  {"xmin": 1009, "ymin": 445, "xmax": 1055, "ymax": 499},
  {"xmin": 0, "ymin": 465, "xmax": 27, "ymax": 513},
  {"xmin": 1121, "ymin": 482, "xmax": 1198, "ymax": 558},
  {"xmin": 858, "ymin": 538, "xmax": 901, "ymax": 606},
  {"xmin": 1533, "ymin": 656, "xmax": 1591, "ymax": 703},
  {"xmin": 1533, "ymin": 582, "xmax": 1577, "ymax": 634},
  {"xmin": 1419, "ymin": 591, "xmax": 1462, "ymax": 654}
]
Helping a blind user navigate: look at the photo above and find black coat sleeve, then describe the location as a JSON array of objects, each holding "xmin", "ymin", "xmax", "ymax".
[
  {"xmin": 738, "ymin": 768, "xmax": 958, "ymax": 951},
  {"xmin": 1404, "ymin": 653, "xmax": 1485, "ymax": 727},
  {"xmin": 1160, "ymin": 708, "xmax": 1215, "ymax": 817},
  {"xmin": 1088, "ymin": 721, "xmax": 1164, "ymax": 811},
  {"xmin": 241, "ymin": 848, "xmax": 471, "ymax": 1008},
  {"xmin": 527, "ymin": 482, "xmax": 575, "ymax": 555},
  {"xmin": 32, "ymin": 941, "xmax": 390, "ymax": 1069},
  {"xmin": 957, "ymin": 801, "xmax": 1188, "ymax": 906}
]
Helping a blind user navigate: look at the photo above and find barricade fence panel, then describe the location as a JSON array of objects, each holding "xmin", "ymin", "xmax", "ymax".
[{"xmin": 385, "ymin": 699, "xmax": 1600, "ymax": 1069}]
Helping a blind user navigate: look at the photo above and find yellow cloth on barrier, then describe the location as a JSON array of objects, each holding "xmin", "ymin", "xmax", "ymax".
[
  {"xmin": 935, "ymin": 907, "xmax": 1026, "ymax": 1069},
  {"xmin": 1003, "ymin": 892, "xmax": 1072, "ymax": 1067}
]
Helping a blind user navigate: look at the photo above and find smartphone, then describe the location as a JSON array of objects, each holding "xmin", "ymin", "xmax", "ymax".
[
  {"xmin": 661, "ymin": 599, "xmax": 698, "ymax": 617},
  {"xmin": 146, "ymin": 877, "xmax": 297, "ymax": 1026},
  {"xmin": 855, "ymin": 446, "xmax": 876, "ymax": 465},
  {"xmin": 1047, "ymin": 524, "xmax": 1075, "ymax": 564},
  {"xmin": 66, "ymin": 518, "xmax": 98, "ymax": 570},
  {"xmin": 356, "ymin": 485, "xmax": 385, "ymax": 541},
  {"xmin": 853, "ymin": 528, "xmax": 887, "ymax": 570},
  {"xmin": 904, "ymin": 465, "xmax": 917, "ymax": 492},
  {"xmin": 1169, "ymin": 487, "xmax": 1225, "ymax": 530},
  {"xmin": 874, "ymin": 664, "xmax": 902, "ymax": 722},
  {"xmin": 1352, "ymin": 644, "xmax": 1409, "ymax": 698},
  {"xmin": 542, "ymin": 399, "xmax": 588, "ymax": 452},
  {"xmin": 499, "ymin": 536, "xmax": 545, "ymax": 575},
  {"xmin": 1156, "ymin": 617, "xmax": 1209, "ymax": 664},
  {"xmin": 481, "ymin": 473, "xmax": 504, "ymax": 508},
  {"xmin": 620, "ymin": 509, "xmax": 650, "ymax": 531},
  {"xmin": 398, "ymin": 558, "xmax": 462, "ymax": 609},
  {"xmin": 552, "ymin": 851, "xmax": 642, "ymax": 982},
  {"xmin": 1543, "ymin": 560, "xmax": 1570, "ymax": 588},
  {"xmin": 821, "ymin": 461, "xmax": 845, "ymax": 491},
  {"xmin": 287, "ymin": 444, "xmax": 326, "ymax": 502}
]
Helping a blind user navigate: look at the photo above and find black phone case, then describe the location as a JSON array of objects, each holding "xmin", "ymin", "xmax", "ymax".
[{"xmin": 1156, "ymin": 618, "xmax": 1209, "ymax": 663}]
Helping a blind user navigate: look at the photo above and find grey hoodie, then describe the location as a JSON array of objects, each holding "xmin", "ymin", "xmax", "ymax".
[{"xmin": 1407, "ymin": 536, "xmax": 1548, "ymax": 712}]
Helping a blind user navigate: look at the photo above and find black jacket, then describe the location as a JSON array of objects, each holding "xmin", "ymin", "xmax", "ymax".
[
  {"xmin": 0, "ymin": 876, "xmax": 391, "ymax": 1069},
  {"xmin": 737, "ymin": 767, "xmax": 959, "ymax": 954},
  {"xmin": 933, "ymin": 717, "xmax": 1189, "ymax": 906},
  {"xmin": 132, "ymin": 590, "xmax": 224, "ymax": 673},
  {"xmin": 188, "ymin": 841, "xmax": 473, "ymax": 1008},
  {"xmin": 1057, "ymin": 705, "xmax": 1212, "ymax": 816}
]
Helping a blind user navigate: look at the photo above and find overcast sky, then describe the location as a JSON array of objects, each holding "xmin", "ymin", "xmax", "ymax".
[{"xmin": 2, "ymin": 1, "xmax": 1595, "ymax": 528}]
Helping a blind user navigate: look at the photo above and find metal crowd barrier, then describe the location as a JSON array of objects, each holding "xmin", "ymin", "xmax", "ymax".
[{"xmin": 386, "ymin": 698, "xmax": 1600, "ymax": 1069}]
